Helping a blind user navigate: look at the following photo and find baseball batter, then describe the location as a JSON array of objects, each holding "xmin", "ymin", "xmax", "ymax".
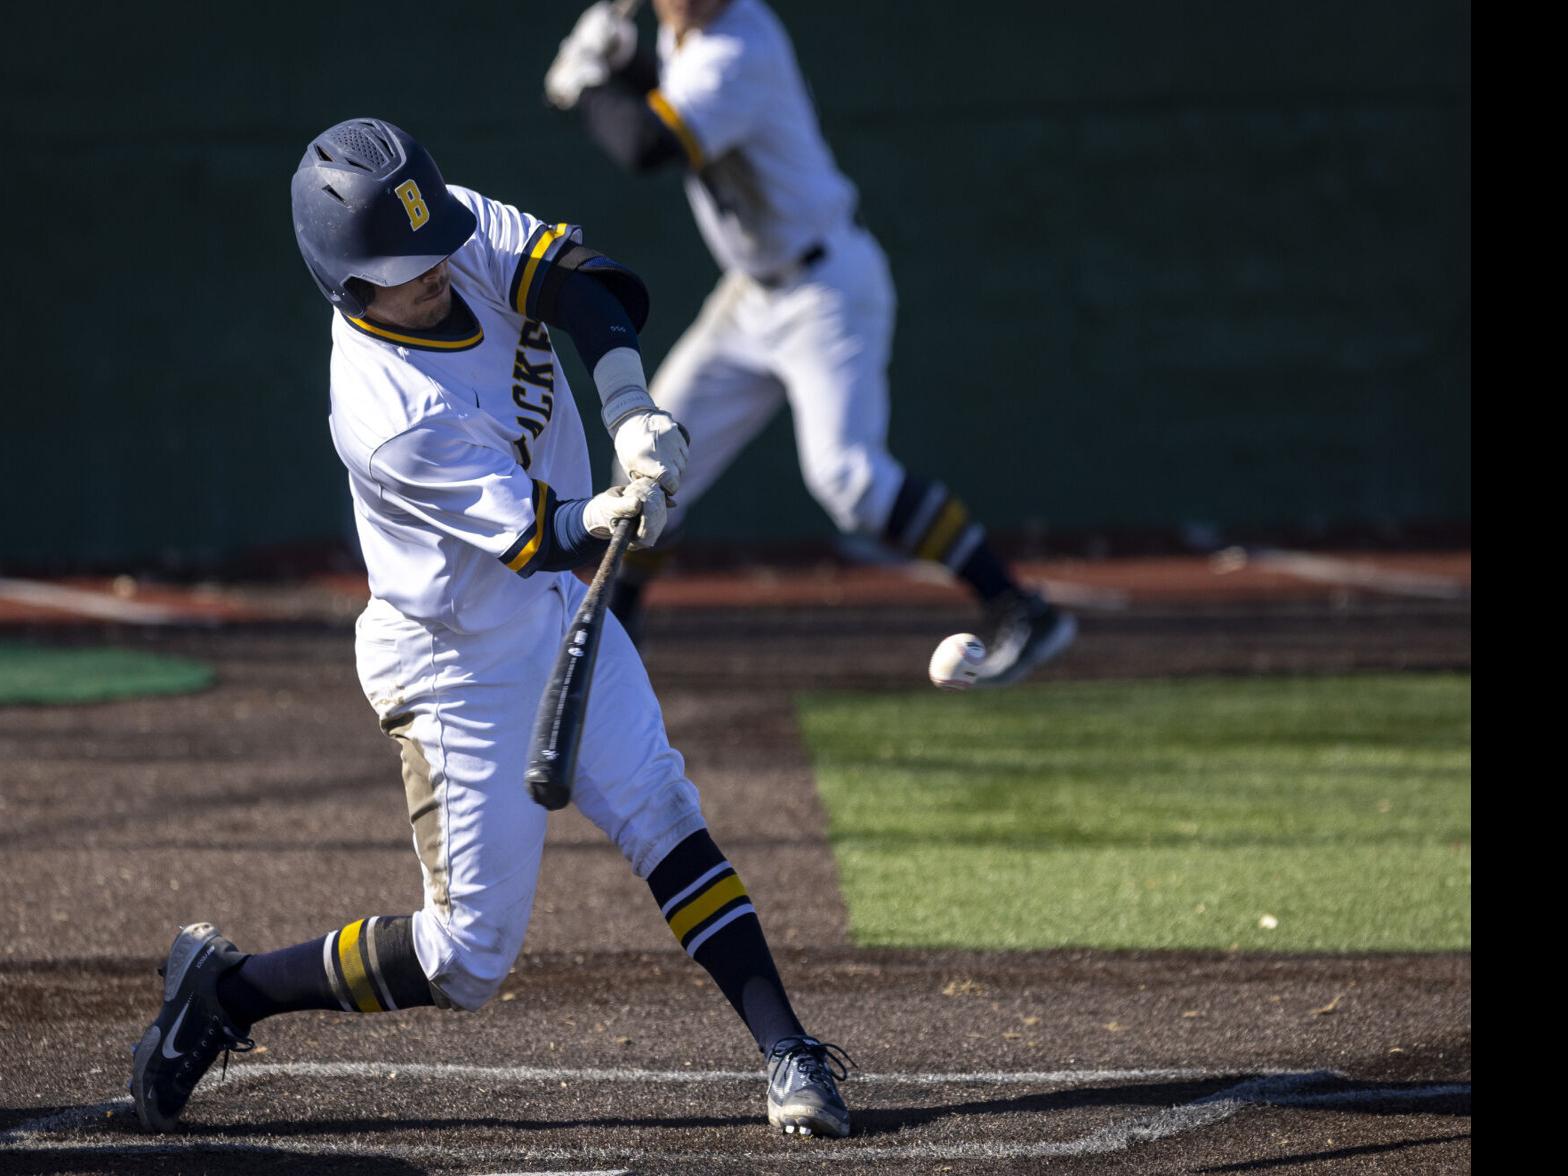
[
  {"xmin": 129, "ymin": 118, "xmax": 853, "ymax": 1139},
  {"xmin": 545, "ymin": 0, "xmax": 1076, "ymax": 684}
]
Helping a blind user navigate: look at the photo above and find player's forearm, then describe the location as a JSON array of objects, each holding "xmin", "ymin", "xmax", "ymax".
[
  {"xmin": 542, "ymin": 268, "xmax": 654, "ymax": 432},
  {"xmin": 577, "ymin": 79, "xmax": 686, "ymax": 173}
]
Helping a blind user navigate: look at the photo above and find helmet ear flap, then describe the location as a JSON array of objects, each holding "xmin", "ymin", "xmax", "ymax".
[
  {"xmin": 302, "ymin": 257, "xmax": 369, "ymax": 317},
  {"xmin": 343, "ymin": 278, "xmax": 377, "ymax": 317}
]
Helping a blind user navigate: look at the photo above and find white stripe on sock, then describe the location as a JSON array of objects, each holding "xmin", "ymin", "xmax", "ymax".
[
  {"xmin": 321, "ymin": 931, "xmax": 355, "ymax": 1013},
  {"xmin": 683, "ymin": 903, "xmax": 756, "ymax": 956}
]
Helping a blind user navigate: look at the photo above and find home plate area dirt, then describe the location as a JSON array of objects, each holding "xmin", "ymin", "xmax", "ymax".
[{"xmin": 0, "ymin": 581, "xmax": 1471, "ymax": 1174}]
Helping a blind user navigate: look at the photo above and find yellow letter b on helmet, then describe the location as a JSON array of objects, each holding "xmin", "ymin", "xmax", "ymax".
[{"xmin": 395, "ymin": 180, "xmax": 430, "ymax": 231}]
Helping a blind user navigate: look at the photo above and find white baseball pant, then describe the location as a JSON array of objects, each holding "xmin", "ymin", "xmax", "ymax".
[
  {"xmin": 651, "ymin": 223, "xmax": 906, "ymax": 536},
  {"xmin": 354, "ymin": 574, "xmax": 706, "ymax": 1010}
]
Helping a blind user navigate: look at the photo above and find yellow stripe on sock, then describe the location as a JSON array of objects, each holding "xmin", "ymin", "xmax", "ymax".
[
  {"xmin": 667, "ymin": 874, "xmax": 749, "ymax": 943},
  {"xmin": 336, "ymin": 919, "xmax": 385, "ymax": 1013},
  {"xmin": 915, "ymin": 500, "xmax": 969, "ymax": 562}
]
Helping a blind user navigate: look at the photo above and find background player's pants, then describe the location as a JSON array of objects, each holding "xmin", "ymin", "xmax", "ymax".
[
  {"xmin": 651, "ymin": 223, "xmax": 904, "ymax": 536},
  {"xmin": 354, "ymin": 576, "xmax": 706, "ymax": 1011}
]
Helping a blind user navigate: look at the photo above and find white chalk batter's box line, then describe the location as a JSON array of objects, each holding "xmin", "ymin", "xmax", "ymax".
[{"xmin": 3, "ymin": 1062, "xmax": 1470, "ymax": 1166}]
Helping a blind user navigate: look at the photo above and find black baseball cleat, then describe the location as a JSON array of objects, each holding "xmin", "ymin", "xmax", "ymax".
[
  {"xmin": 765, "ymin": 1036, "xmax": 854, "ymax": 1138},
  {"xmin": 974, "ymin": 590, "xmax": 1078, "ymax": 687},
  {"xmin": 129, "ymin": 923, "xmax": 254, "ymax": 1132}
]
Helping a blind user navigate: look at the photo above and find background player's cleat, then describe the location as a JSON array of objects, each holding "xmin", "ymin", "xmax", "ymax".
[
  {"xmin": 130, "ymin": 923, "xmax": 254, "ymax": 1132},
  {"xmin": 765, "ymin": 1036, "xmax": 854, "ymax": 1138},
  {"xmin": 974, "ymin": 591, "xmax": 1078, "ymax": 687}
]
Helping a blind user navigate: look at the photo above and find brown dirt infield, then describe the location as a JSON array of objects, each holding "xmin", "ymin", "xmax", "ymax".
[{"xmin": 0, "ymin": 564, "xmax": 1470, "ymax": 1174}]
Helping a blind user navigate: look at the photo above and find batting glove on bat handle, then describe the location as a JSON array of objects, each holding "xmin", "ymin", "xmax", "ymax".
[{"xmin": 582, "ymin": 476, "xmax": 667, "ymax": 549}]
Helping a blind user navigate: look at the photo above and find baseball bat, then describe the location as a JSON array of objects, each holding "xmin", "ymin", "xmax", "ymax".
[
  {"xmin": 523, "ymin": 499, "xmax": 643, "ymax": 812},
  {"xmin": 612, "ymin": 0, "xmax": 644, "ymax": 16}
]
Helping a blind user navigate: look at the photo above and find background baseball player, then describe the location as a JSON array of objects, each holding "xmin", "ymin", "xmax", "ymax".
[
  {"xmin": 545, "ymin": 0, "xmax": 1076, "ymax": 685},
  {"xmin": 129, "ymin": 117, "xmax": 853, "ymax": 1140}
]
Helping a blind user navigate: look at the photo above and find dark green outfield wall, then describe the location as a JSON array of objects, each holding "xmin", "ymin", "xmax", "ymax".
[{"xmin": 1, "ymin": 2, "xmax": 1469, "ymax": 566}]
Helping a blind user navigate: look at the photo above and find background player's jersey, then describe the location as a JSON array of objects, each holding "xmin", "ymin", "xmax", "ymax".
[
  {"xmin": 652, "ymin": 0, "xmax": 858, "ymax": 278},
  {"xmin": 329, "ymin": 186, "xmax": 592, "ymax": 633}
]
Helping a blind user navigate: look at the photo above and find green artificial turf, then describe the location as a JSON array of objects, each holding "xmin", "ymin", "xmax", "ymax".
[
  {"xmin": 798, "ymin": 674, "xmax": 1471, "ymax": 952},
  {"xmin": 0, "ymin": 643, "xmax": 214, "ymax": 705}
]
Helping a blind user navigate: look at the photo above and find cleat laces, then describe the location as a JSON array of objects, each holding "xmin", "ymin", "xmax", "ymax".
[
  {"xmin": 186, "ymin": 1013, "xmax": 255, "ymax": 1087},
  {"xmin": 768, "ymin": 1036, "xmax": 856, "ymax": 1082}
]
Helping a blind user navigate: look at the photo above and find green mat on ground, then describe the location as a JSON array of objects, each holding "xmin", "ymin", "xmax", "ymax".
[
  {"xmin": 799, "ymin": 674, "xmax": 1472, "ymax": 953},
  {"xmin": 0, "ymin": 643, "xmax": 214, "ymax": 705}
]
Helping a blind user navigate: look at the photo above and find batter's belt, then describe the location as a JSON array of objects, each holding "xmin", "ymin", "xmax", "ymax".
[{"xmin": 754, "ymin": 241, "xmax": 828, "ymax": 290}]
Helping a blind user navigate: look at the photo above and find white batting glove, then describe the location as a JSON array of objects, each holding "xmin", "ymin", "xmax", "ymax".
[
  {"xmin": 612, "ymin": 409, "xmax": 688, "ymax": 497},
  {"xmin": 545, "ymin": 50, "xmax": 609, "ymax": 110},
  {"xmin": 544, "ymin": 3, "xmax": 637, "ymax": 110},
  {"xmin": 582, "ymin": 477, "xmax": 668, "ymax": 550},
  {"xmin": 566, "ymin": 1, "xmax": 638, "ymax": 66}
]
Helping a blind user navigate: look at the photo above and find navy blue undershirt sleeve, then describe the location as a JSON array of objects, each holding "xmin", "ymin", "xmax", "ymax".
[
  {"xmin": 618, "ymin": 48, "xmax": 661, "ymax": 95},
  {"xmin": 532, "ymin": 497, "xmax": 609, "ymax": 573},
  {"xmin": 541, "ymin": 268, "xmax": 641, "ymax": 374},
  {"xmin": 577, "ymin": 78, "xmax": 686, "ymax": 173}
]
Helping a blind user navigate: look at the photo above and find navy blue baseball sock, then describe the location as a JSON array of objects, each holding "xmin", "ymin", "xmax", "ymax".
[
  {"xmin": 882, "ymin": 475, "xmax": 1018, "ymax": 602},
  {"xmin": 954, "ymin": 542, "xmax": 1017, "ymax": 602},
  {"xmin": 216, "ymin": 915, "xmax": 436, "ymax": 1025},
  {"xmin": 649, "ymin": 831, "xmax": 807, "ymax": 1053}
]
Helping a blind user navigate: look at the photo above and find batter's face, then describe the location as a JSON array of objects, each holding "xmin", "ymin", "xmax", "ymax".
[
  {"xmin": 365, "ymin": 260, "xmax": 452, "ymax": 329},
  {"xmin": 653, "ymin": 0, "xmax": 729, "ymax": 36}
]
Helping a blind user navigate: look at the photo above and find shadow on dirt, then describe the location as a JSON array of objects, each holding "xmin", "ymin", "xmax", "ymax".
[
  {"xmin": 852, "ymin": 1075, "xmax": 1472, "ymax": 1139},
  {"xmin": 1195, "ymin": 1131, "xmax": 1472, "ymax": 1172},
  {"xmin": 0, "ymin": 1145, "xmax": 422, "ymax": 1176}
]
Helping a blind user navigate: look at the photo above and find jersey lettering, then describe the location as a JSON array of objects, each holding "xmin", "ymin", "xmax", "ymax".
[
  {"xmin": 511, "ymin": 319, "xmax": 556, "ymax": 469},
  {"xmin": 394, "ymin": 180, "xmax": 430, "ymax": 231},
  {"xmin": 512, "ymin": 354, "xmax": 555, "ymax": 394}
]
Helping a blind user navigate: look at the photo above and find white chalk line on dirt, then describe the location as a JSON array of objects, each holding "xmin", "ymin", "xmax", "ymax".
[
  {"xmin": 1251, "ymin": 550, "xmax": 1469, "ymax": 600},
  {"xmin": 224, "ymin": 1060, "xmax": 1249, "ymax": 1085},
  {"xmin": 0, "ymin": 1063, "xmax": 1234, "ymax": 1140},
  {"xmin": 2, "ymin": 1064, "xmax": 1469, "ymax": 1165},
  {"xmin": 0, "ymin": 577, "xmax": 184, "ymax": 624}
]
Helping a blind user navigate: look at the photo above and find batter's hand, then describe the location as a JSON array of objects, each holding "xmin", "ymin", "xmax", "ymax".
[
  {"xmin": 612, "ymin": 409, "xmax": 688, "ymax": 497},
  {"xmin": 583, "ymin": 476, "xmax": 668, "ymax": 549},
  {"xmin": 544, "ymin": 3, "xmax": 637, "ymax": 110}
]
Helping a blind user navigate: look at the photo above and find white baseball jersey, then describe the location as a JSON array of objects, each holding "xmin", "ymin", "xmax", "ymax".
[
  {"xmin": 329, "ymin": 184, "xmax": 709, "ymax": 1007},
  {"xmin": 328, "ymin": 185, "xmax": 593, "ymax": 633},
  {"xmin": 650, "ymin": 0, "xmax": 858, "ymax": 278}
]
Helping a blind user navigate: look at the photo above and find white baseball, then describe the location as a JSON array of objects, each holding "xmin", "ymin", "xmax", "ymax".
[{"xmin": 929, "ymin": 632, "xmax": 987, "ymax": 690}]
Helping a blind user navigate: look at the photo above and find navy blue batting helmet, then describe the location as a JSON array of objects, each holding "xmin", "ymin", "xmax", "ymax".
[{"xmin": 291, "ymin": 118, "xmax": 477, "ymax": 317}]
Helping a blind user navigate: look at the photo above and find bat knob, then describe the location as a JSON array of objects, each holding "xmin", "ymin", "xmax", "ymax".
[{"xmin": 525, "ymin": 765, "xmax": 573, "ymax": 811}]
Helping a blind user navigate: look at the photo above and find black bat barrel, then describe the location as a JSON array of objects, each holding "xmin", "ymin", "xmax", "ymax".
[{"xmin": 524, "ymin": 514, "xmax": 637, "ymax": 810}]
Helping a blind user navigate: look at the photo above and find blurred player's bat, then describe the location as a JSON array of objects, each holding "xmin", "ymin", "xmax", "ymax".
[
  {"xmin": 612, "ymin": 0, "xmax": 644, "ymax": 16},
  {"xmin": 524, "ymin": 488, "xmax": 648, "ymax": 812}
]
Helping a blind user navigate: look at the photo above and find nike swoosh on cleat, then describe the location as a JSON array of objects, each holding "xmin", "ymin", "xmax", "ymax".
[{"xmin": 160, "ymin": 1000, "xmax": 193, "ymax": 1060}]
